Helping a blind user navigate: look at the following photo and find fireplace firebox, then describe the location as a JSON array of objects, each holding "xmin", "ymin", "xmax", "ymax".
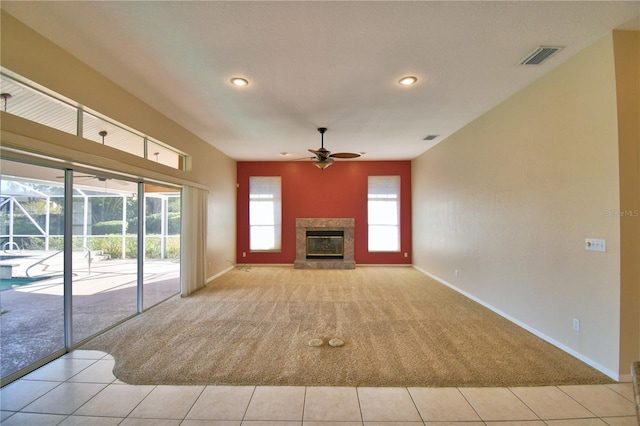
[{"xmin": 306, "ymin": 230, "xmax": 344, "ymax": 259}]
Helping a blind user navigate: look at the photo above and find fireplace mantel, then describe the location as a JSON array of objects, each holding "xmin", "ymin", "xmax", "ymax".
[{"xmin": 294, "ymin": 218, "xmax": 355, "ymax": 269}]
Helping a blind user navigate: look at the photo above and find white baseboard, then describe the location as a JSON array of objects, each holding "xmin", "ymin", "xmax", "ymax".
[
  {"xmin": 249, "ymin": 263, "xmax": 293, "ymax": 267},
  {"xmin": 244, "ymin": 263, "xmax": 413, "ymax": 267},
  {"xmin": 357, "ymin": 264, "xmax": 413, "ymax": 267},
  {"xmin": 206, "ymin": 265, "xmax": 234, "ymax": 284},
  {"xmin": 413, "ymin": 265, "xmax": 621, "ymax": 382}
]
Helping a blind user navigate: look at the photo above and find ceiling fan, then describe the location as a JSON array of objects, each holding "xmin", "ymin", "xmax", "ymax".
[{"xmin": 308, "ymin": 127, "xmax": 360, "ymax": 170}]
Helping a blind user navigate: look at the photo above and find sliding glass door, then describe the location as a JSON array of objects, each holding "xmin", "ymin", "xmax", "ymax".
[
  {"xmin": 143, "ymin": 184, "xmax": 181, "ymax": 309},
  {"xmin": 71, "ymin": 172, "xmax": 139, "ymax": 343},
  {"xmin": 0, "ymin": 159, "xmax": 182, "ymax": 384},
  {"xmin": 0, "ymin": 160, "xmax": 66, "ymax": 380}
]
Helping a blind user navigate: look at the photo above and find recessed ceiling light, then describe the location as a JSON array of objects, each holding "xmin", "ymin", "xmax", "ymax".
[
  {"xmin": 230, "ymin": 77, "xmax": 249, "ymax": 87},
  {"xmin": 399, "ymin": 76, "xmax": 417, "ymax": 86}
]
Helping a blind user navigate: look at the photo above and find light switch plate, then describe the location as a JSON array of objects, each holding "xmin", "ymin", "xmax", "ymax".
[{"xmin": 585, "ymin": 238, "xmax": 606, "ymax": 252}]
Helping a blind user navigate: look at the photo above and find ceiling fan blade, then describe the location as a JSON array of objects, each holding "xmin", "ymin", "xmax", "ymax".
[
  {"xmin": 309, "ymin": 147, "xmax": 331, "ymax": 159},
  {"xmin": 330, "ymin": 152, "xmax": 361, "ymax": 159},
  {"xmin": 301, "ymin": 128, "xmax": 354, "ymax": 169}
]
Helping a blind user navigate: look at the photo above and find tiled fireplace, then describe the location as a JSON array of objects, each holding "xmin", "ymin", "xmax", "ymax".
[{"xmin": 294, "ymin": 218, "xmax": 356, "ymax": 269}]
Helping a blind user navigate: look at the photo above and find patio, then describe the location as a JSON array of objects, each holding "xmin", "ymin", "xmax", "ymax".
[{"xmin": 0, "ymin": 250, "xmax": 179, "ymax": 380}]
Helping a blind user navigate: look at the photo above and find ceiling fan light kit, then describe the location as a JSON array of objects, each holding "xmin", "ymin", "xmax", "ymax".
[
  {"xmin": 308, "ymin": 127, "xmax": 360, "ymax": 171},
  {"xmin": 313, "ymin": 159, "xmax": 334, "ymax": 170},
  {"xmin": 398, "ymin": 76, "xmax": 417, "ymax": 86},
  {"xmin": 230, "ymin": 77, "xmax": 248, "ymax": 86}
]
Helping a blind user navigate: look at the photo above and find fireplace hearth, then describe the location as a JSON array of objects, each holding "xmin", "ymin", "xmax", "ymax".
[{"xmin": 294, "ymin": 218, "xmax": 355, "ymax": 269}]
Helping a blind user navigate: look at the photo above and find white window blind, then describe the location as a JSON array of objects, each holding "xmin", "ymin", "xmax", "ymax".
[
  {"xmin": 249, "ymin": 176, "xmax": 282, "ymax": 251},
  {"xmin": 368, "ymin": 175, "xmax": 400, "ymax": 252}
]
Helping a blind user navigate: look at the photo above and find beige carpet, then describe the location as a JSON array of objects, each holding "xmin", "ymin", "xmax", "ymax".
[{"xmin": 82, "ymin": 266, "xmax": 613, "ymax": 387}]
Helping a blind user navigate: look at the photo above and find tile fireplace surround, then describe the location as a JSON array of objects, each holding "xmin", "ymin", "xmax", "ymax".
[{"xmin": 294, "ymin": 218, "xmax": 356, "ymax": 269}]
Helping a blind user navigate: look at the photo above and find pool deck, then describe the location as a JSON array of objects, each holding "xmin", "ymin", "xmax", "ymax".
[{"xmin": 0, "ymin": 250, "xmax": 179, "ymax": 380}]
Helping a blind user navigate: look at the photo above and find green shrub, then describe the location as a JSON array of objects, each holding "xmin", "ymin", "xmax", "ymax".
[
  {"xmin": 130, "ymin": 213, "xmax": 181, "ymax": 235},
  {"xmin": 145, "ymin": 237, "xmax": 161, "ymax": 259},
  {"xmin": 72, "ymin": 236, "xmax": 86, "ymax": 250},
  {"xmin": 49, "ymin": 236, "xmax": 64, "ymax": 250},
  {"xmin": 10, "ymin": 216, "xmax": 42, "ymax": 235},
  {"xmin": 80, "ymin": 235, "xmax": 179, "ymax": 260},
  {"xmin": 92, "ymin": 220, "xmax": 126, "ymax": 235},
  {"xmin": 145, "ymin": 236, "xmax": 180, "ymax": 259},
  {"xmin": 17, "ymin": 237, "xmax": 45, "ymax": 250},
  {"xmin": 86, "ymin": 236, "xmax": 123, "ymax": 258},
  {"xmin": 167, "ymin": 236, "xmax": 180, "ymax": 259},
  {"xmin": 125, "ymin": 237, "xmax": 137, "ymax": 259}
]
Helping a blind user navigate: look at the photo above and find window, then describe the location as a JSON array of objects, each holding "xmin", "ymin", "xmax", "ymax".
[
  {"xmin": 0, "ymin": 70, "xmax": 187, "ymax": 171},
  {"xmin": 368, "ymin": 175, "xmax": 400, "ymax": 252},
  {"xmin": 249, "ymin": 176, "xmax": 281, "ymax": 251}
]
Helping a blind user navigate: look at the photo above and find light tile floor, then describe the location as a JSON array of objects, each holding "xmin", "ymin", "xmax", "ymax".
[{"xmin": 1, "ymin": 350, "xmax": 637, "ymax": 425}]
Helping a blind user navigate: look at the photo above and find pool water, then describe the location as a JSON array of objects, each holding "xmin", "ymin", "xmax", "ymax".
[
  {"xmin": 0, "ymin": 255, "xmax": 27, "ymax": 261},
  {"xmin": 0, "ymin": 277, "xmax": 49, "ymax": 291}
]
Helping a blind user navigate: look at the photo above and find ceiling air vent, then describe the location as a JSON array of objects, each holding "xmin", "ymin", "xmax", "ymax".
[
  {"xmin": 520, "ymin": 46, "xmax": 563, "ymax": 65},
  {"xmin": 423, "ymin": 135, "xmax": 439, "ymax": 141}
]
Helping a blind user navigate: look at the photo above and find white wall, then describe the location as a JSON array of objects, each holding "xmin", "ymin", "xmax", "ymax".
[{"xmin": 412, "ymin": 33, "xmax": 627, "ymax": 378}]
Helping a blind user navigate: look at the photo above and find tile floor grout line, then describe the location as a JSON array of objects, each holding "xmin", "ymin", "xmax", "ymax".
[
  {"xmin": 405, "ymin": 386, "xmax": 426, "ymax": 423},
  {"xmin": 506, "ymin": 386, "xmax": 544, "ymax": 422},
  {"xmin": 65, "ymin": 357, "xmax": 101, "ymax": 383},
  {"xmin": 241, "ymin": 385, "xmax": 258, "ymax": 423},
  {"xmin": 456, "ymin": 386, "xmax": 484, "ymax": 423},
  {"xmin": 301, "ymin": 385, "xmax": 307, "ymax": 425},
  {"xmin": 57, "ymin": 407, "xmax": 72, "ymax": 425},
  {"xmin": 355, "ymin": 386, "xmax": 364, "ymax": 424},
  {"xmin": 605, "ymin": 383, "xmax": 636, "ymax": 403},
  {"xmin": 180, "ymin": 383, "xmax": 209, "ymax": 423},
  {"xmin": 70, "ymin": 382, "xmax": 154, "ymax": 420},
  {"xmin": 556, "ymin": 384, "xmax": 602, "ymax": 419},
  {"xmin": 22, "ymin": 381, "xmax": 111, "ymax": 417},
  {"xmin": 7, "ymin": 378, "xmax": 66, "ymax": 413},
  {"xmin": 121, "ymin": 383, "xmax": 158, "ymax": 421},
  {"xmin": 26, "ymin": 381, "xmax": 109, "ymax": 416}
]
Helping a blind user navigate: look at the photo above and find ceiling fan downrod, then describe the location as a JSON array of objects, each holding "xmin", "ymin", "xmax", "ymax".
[{"xmin": 318, "ymin": 127, "xmax": 327, "ymax": 149}]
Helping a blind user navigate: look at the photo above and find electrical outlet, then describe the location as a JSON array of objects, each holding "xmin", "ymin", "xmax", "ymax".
[
  {"xmin": 454, "ymin": 269, "xmax": 459, "ymax": 278},
  {"xmin": 572, "ymin": 318, "xmax": 580, "ymax": 331},
  {"xmin": 242, "ymin": 252, "xmax": 246, "ymax": 258},
  {"xmin": 585, "ymin": 238, "xmax": 606, "ymax": 252},
  {"xmin": 404, "ymin": 252, "xmax": 408, "ymax": 258}
]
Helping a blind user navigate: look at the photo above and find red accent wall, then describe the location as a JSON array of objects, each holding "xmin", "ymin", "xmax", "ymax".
[{"xmin": 236, "ymin": 160, "xmax": 412, "ymax": 264}]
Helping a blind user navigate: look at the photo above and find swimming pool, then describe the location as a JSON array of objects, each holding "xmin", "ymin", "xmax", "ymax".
[
  {"xmin": 0, "ymin": 255, "xmax": 27, "ymax": 261},
  {"xmin": 0, "ymin": 276, "xmax": 49, "ymax": 291}
]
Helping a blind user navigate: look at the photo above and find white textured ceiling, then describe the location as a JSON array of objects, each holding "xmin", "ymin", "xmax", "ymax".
[{"xmin": 2, "ymin": 1, "xmax": 639, "ymax": 162}]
